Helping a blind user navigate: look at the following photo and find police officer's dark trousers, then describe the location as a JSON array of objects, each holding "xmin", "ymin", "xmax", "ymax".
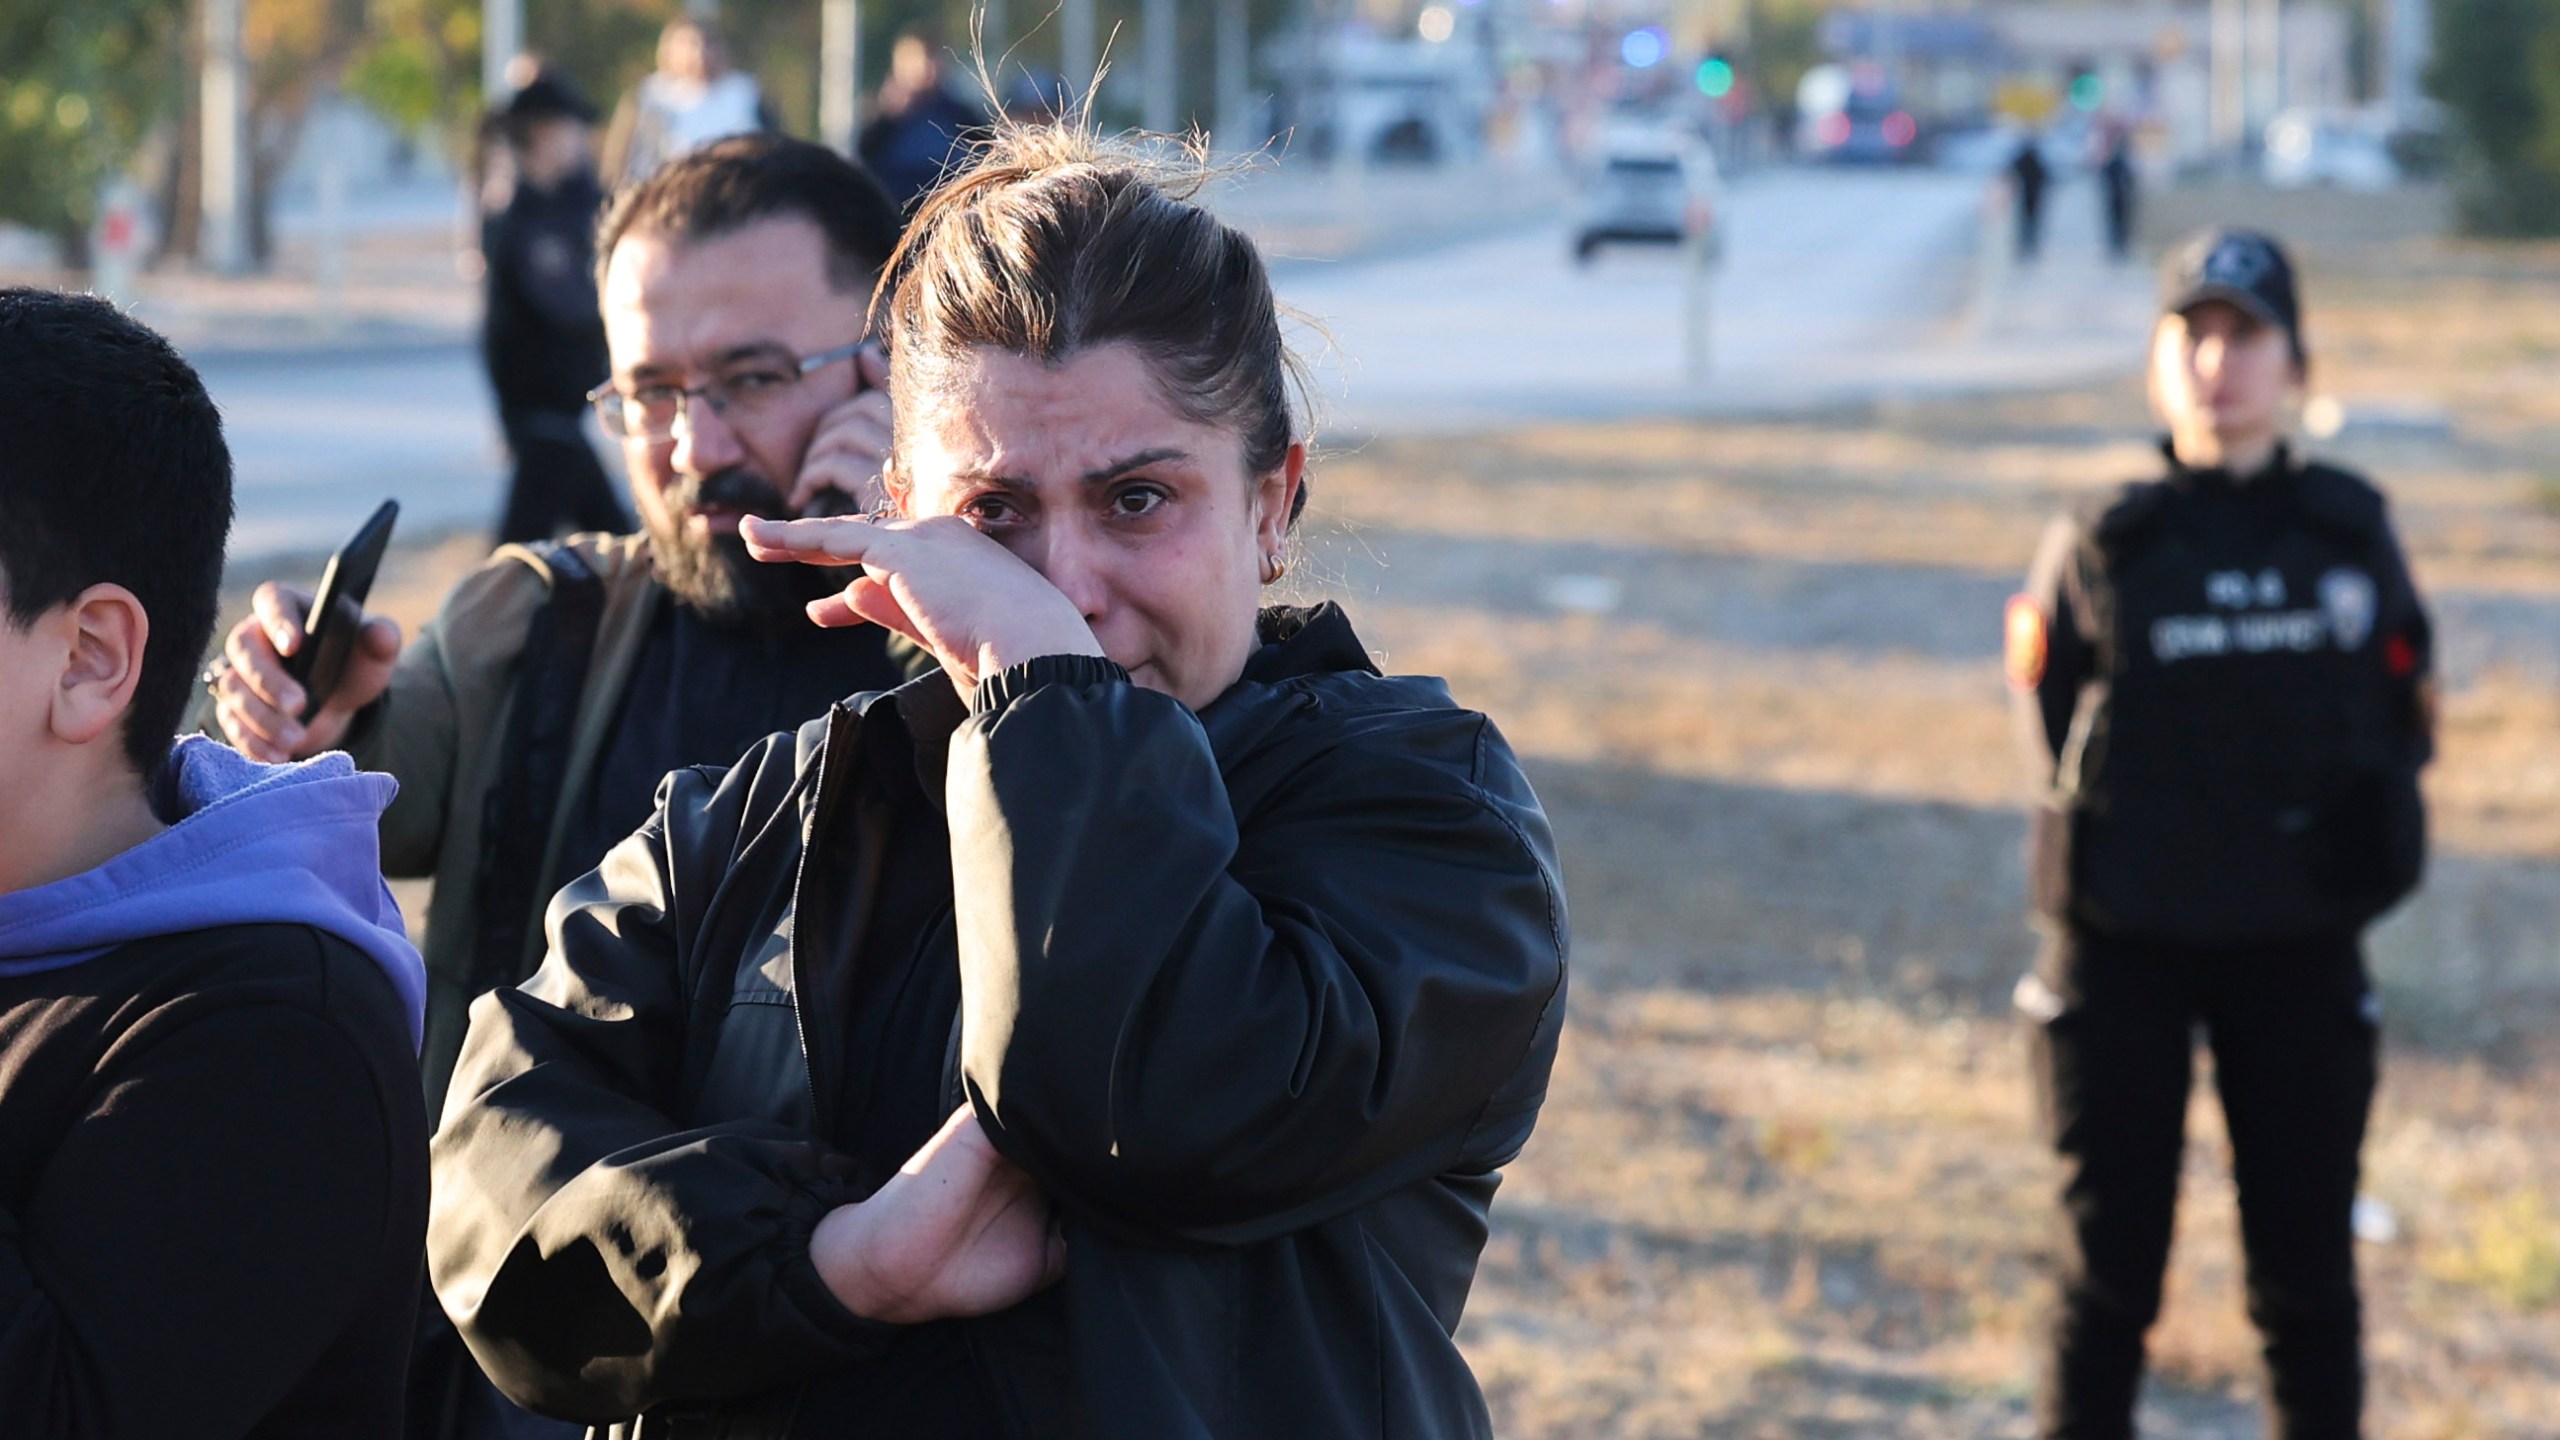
[
  {"xmin": 496, "ymin": 404, "xmax": 627, "ymax": 546},
  {"xmin": 2028, "ymin": 923, "xmax": 2377, "ymax": 1440}
]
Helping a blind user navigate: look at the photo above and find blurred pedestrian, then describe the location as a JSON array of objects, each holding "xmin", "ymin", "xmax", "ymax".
[
  {"xmin": 2099, "ymin": 125, "xmax": 2137, "ymax": 263},
  {"xmin": 859, "ymin": 26, "xmax": 988, "ymax": 211},
  {"xmin": 2010, "ymin": 132, "xmax": 2049, "ymax": 263},
  {"xmin": 2008, "ymin": 229, "xmax": 2434, "ymax": 1440},
  {"xmin": 601, "ymin": 15, "xmax": 778, "ymax": 190},
  {"xmin": 481, "ymin": 69, "xmax": 627, "ymax": 546},
  {"xmin": 0, "ymin": 289, "xmax": 428, "ymax": 1438},
  {"xmin": 1003, "ymin": 66, "xmax": 1072, "ymax": 125},
  {"xmin": 424, "ymin": 120, "xmax": 1568, "ymax": 1438}
]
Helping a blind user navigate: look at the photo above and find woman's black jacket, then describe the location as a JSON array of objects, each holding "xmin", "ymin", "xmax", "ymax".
[{"xmin": 426, "ymin": 604, "xmax": 1571, "ymax": 1438}]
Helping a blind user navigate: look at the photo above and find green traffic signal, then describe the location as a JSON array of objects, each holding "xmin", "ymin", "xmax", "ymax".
[{"xmin": 1696, "ymin": 56, "xmax": 1735, "ymax": 98}]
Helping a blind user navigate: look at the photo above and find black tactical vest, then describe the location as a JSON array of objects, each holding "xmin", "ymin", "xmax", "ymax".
[{"xmin": 2049, "ymin": 462, "xmax": 2424, "ymax": 944}]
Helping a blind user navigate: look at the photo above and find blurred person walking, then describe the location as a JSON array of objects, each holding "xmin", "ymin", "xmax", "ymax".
[
  {"xmin": 2098, "ymin": 126, "xmax": 2137, "ymax": 263},
  {"xmin": 602, "ymin": 15, "xmax": 778, "ymax": 190},
  {"xmin": 2010, "ymin": 133, "xmax": 2050, "ymax": 263},
  {"xmin": 481, "ymin": 69, "xmax": 627, "ymax": 546},
  {"xmin": 2008, "ymin": 229, "xmax": 2434, "ymax": 1440},
  {"xmin": 859, "ymin": 26, "xmax": 988, "ymax": 212}
]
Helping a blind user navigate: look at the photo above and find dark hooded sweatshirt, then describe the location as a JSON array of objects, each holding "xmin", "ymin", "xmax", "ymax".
[{"xmin": 0, "ymin": 738, "xmax": 431, "ymax": 1438}]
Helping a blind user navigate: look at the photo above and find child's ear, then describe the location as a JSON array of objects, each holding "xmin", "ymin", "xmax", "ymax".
[{"xmin": 52, "ymin": 585, "xmax": 149, "ymax": 748}]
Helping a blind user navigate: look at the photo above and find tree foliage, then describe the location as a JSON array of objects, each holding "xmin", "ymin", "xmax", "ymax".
[
  {"xmin": 3, "ymin": 0, "xmax": 1274, "ymax": 267},
  {"xmin": 1742, "ymin": 0, "xmax": 1826, "ymax": 128},
  {"xmin": 0, "ymin": 0, "xmax": 188, "ymax": 254},
  {"xmin": 2429, "ymin": 0, "xmax": 2560, "ymax": 235}
]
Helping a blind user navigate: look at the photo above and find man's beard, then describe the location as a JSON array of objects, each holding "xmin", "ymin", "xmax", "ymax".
[{"xmin": 646, "ymin": 468, "xmax": 843, "ymax": 630}]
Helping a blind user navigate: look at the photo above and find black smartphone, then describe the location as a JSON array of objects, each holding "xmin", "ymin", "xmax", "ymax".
[{"xmin": 286, "ymin": 499, "xmax": 398, "ymax": 721}]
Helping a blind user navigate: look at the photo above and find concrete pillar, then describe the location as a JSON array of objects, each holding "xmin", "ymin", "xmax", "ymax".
[
  {"xmin": 201, "ymin": 0, "xmax": 248, "ymax": 274},
  {"xmin": 2211, "ymin": 0, "xmax": 2247, "ymax": 155},
  {"xmin": 821, "ymin": 0, "xmax": 861, "ymax": 156},
  {"xmin": 481, "ymin": 0, "xmax": 521, "ymax": 103},
  {"xmin": 2247, "ymin": 0, "xmax": 2284, "ymax": 141},
  {"xmin": 2387, "ymin": 0, "xmax": 2431, "ymax": 120},
  {"xmin": 1143, "ymin": 0, "xmax": 1179, "ymax": 133},
  {"xmin": 1062, "ymin": 0, "xmax": 1097, "ymax": 111},
  {"xmin": 981, "ymin": 0, "xmax": 1008, "ymax": 64},
  {"xmin": 1216, "ymin": 0, "xmax": 1252, "ymax": 151}
]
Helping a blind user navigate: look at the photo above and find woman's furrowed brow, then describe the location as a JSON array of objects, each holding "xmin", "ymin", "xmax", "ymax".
[
  {"xmin": 952, "ymin": 448, "xmax": 1191, "ymax": 490},
  {"xmin": 1081, "ymin": 448, "xmax": 1189, "ymax": 484}
]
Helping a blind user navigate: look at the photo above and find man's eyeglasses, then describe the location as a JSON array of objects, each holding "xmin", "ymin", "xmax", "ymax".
[{"xmin": 587, "ymin": 340, "xmax": 868, "ymax": 442}]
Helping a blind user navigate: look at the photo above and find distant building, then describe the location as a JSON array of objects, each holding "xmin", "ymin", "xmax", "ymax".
[{"xmin": 1813, "ymin": 2, "xmax": 2360, "ymax": 165}]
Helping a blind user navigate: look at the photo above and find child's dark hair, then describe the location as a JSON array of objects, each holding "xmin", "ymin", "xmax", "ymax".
[{"xmin": 0, "ymin": 288, "xmax": 233, "ymax": 777}]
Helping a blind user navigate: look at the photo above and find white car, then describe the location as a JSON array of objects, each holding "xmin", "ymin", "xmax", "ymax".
[
  {"xmin": 2263, "ymin": 110, "xmax": 2400, "ymax": 191},
  {"xmin": 1574, "ymin": 134, "xmax": 1722, "ymax": 263}
]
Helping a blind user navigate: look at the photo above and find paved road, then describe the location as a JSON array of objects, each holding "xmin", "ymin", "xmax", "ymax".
[
  {"xmin": 202, "ymin": 344, "xmax": 513, "ymax": 558},
  {"xmin": 1273, "ymin": 166, "xmax": 1993, "ymax": 432},
  {"xmin": 201, "ymin": 166, "xmax": 2139, "ymax": 561}
]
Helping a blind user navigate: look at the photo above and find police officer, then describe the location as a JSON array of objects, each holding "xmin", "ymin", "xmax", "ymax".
[
  {"xmin": 2008, "ymin": 229, "xmax": 2434, "ymax": 1440},
  {"xmin": 481, "ymin": 69, "xmax": 629, "ymax": 545}
]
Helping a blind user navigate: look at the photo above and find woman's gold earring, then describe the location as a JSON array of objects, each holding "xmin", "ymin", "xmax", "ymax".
[{"xmin": 1261, "ymin": 552, "xmax": 1289, "ymax": 585}]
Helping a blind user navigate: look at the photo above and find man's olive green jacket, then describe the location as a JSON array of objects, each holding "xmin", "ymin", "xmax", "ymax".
[{"xmin": 348, "ymin": 532, "xmax": 663, "ymax": 1112}]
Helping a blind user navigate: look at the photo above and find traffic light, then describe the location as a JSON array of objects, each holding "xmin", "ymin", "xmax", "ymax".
[
  {"xmin": 1696, "ymin": 55, "xmax": 1735, "ymax": 98},
  {"xmin": 2068, "ymin": 66, "xmax": 2104, "ymax": 112}
]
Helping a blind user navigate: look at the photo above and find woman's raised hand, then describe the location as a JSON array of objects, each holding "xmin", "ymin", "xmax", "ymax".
[{"xmin": 739, "ymin": 513, "xmax": 1104, "ymax": 696}]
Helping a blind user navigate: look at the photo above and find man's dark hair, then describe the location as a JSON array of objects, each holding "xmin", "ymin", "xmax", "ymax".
[
  {"xmin": 596, "ymin": 135, "xmax": 903, "ymax": 294},
  {"xmin": 0, "ymin": 289, "xmax": 233, "ymax": 778}
]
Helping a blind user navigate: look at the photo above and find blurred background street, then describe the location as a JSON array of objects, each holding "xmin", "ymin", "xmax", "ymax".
[
  {"xmin": 9, "ymin": 0, "xmax": 2560, "ymax": 1434},
  {"xmin": 179, "ymin": 160, "xmax": 2147, "ymax": 556}
]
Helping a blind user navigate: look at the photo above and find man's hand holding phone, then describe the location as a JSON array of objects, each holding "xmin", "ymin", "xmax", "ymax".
[
  {"xmin": 788, "ymin": 344, "xmax": 894, "ymax": 517},
  {"xmin": 212, "ymin": 584, "xmax": 403, "ymax": 762}
]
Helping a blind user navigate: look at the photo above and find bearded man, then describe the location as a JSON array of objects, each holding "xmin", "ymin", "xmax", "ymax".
[{"xmin": 211, "ymin": 136, "xmax": 918, "ymax": 1113}]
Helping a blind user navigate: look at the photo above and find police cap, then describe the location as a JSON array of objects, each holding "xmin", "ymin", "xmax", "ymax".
[{"xmin": 2160, "ymin": 228, "xmax": 2305, "ymax": 365}]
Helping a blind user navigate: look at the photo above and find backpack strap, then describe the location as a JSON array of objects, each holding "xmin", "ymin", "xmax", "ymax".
[{"xmin": 468, "ymin": 544, "xmax": 607, "ymax": 998}]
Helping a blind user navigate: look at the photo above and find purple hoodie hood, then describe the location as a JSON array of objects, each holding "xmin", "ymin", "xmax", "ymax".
[{"xmin": 0, "ymin": 736, "xmax": 426, "ymax": 1049}]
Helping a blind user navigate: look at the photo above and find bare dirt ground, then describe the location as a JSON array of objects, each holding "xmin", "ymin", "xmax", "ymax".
[{"xmin": 211, "ymin": 189, "xmax": 2560, "ymax": 1440}]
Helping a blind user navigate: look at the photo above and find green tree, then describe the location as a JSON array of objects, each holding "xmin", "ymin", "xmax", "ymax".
[
  {"xmin": 1743, "ymin": 0, "xmax": 1825, "ymax": 132},
  {"xmin": 0, "ymin": 0, "xmax": 188, "ymax": 265},
  {"xmin": 341, "ymin": 0, "xmax": 1277, "ymax": 183},
  {"xmin": 2429, "ymin": 0, "xmax": 2560, "ymax": 235}
]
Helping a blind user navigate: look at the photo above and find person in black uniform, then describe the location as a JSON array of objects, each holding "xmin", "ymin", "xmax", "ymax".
[
  {"xmin": 2011, "ymin": 133, "xmax": 2051, "ymax": 263},
  {"xmin": 481, "ymin": 69, "xmax": 629, "ymax": 545},
  {"xmin": 2008, "ymin": 229, "xmax": 2434, "ymax": 1440},
  {"xmin": 2098, "ymin": 124, "xmax": 2137, "ymax": 264}
]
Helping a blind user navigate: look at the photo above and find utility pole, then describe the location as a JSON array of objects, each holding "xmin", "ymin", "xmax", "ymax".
[
  {"xmin": 1215, "ymin": 0, "xmax": 1253, "ymax": 152},
  {"xmin": 2386, "ymin": 0, "xmax": 2430, "ymax": 125},
  {"xmin": 200, "ymin": 0, "xmax": 248, "ymax": 274},
  {"xmin": 482, "ymin": 0, "xmax": 522, "ymax": 103},
  {"xmin": 2246, "ymin": 0, "xmax": 2283, "ymax": 143},
  {"xmin": 1143, "ymin": 0, "xmax": 1178, "ymax": 133},
  {"xmin": 2211, "ymin": 0, "xmax": 2247, "ymax": 157},
  {"xmin": 981, "ymin": 0, "xmax": 1008, "ymax": 68},
  {"xmin": 1063, "ymin": 0, "xmax": 1098, "ymax": 112},
  {"xmin": 821, "ymin": 0, "xmax": 861, "ymax": 156}
]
